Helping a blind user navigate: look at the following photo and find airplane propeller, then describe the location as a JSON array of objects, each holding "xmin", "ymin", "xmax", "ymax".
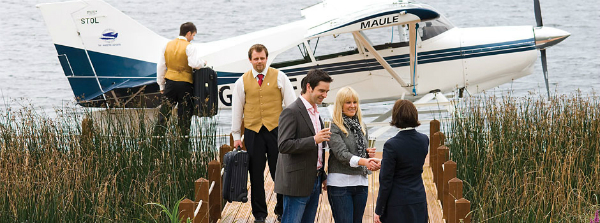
[{"xmin": 534, "ymin": 0, "xmax": 551, "ymax": 98}]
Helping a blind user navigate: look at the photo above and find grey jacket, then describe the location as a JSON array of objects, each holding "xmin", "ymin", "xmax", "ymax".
[
  {"xmin": 328, "ymin": 122, "xmax": 371, "ymax": 176},
  {"xmin": 275, "ymin": 97, "xmax": 327, "ymax": 197}
]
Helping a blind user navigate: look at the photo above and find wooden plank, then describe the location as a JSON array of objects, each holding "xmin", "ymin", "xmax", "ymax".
[
  {"xmin": 315, "ymin": 188, "xmax": 333, "ymax": 222},
  {"xmin": 220, "ymin": 152, "xmax": 445, "ymax": 223},
  {"xmin": 363, "ymin": 152, "xmax": 382, "ymax": 223},
  {"xmin": 423, "ymin": 153, "xmax": 444, "ymax": 223}
]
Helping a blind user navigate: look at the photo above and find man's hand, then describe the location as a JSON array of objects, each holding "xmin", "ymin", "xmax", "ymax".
[
  {"xmin": 367, "ymin": 158, "xmax": 381, "ymax": 171},
  {"xmin": 322, "ymin": 179, "xmax": 327, "ymax": 191},
  {"xmin": 314, "ymin": 128, "xmax": 331, "ymax": 144},
  {"xmin": 233, "ymin": 140, "xmax": 243, "ymax": 149},
  {"xmin": 367, "ymin": 147, "xmax": 376, "ymax": 158},
  {"xmin": 374, "ymin": 214, "xmax": 381, "ymax": 223},
  {"xmin": 160, "ymin": 90, "xmax": 164, "ymax": 94}
]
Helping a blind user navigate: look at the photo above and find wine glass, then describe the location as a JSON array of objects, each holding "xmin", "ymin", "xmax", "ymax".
[
  {"xmin": 368, "ymin": 136, "xmax": 376, "ymax": 148},
  {"xmin": 323, "ymin": 118, "xmax": 331, "ymax": 129}
]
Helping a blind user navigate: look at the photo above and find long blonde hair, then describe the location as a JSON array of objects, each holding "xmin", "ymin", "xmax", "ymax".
[{"xmin": 333, "ymin": 87, "xmax": 366, "ymax": 136}]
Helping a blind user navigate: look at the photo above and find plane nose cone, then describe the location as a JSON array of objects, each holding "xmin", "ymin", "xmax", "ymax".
[{"xmin": 534, "ymin": 27, "xmax": 570, "ymax": 49}]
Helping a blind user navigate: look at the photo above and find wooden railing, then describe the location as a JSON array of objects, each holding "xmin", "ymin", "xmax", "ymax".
[
  {"xmin": 178, "ymin": 144, "xmax": 236, "ymax": 223},
  {"xmin": 429, "ymin": 120, "xmax": 472, "ymax": 223}
]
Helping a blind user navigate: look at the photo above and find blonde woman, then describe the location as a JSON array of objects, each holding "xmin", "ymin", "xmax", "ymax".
[{"xmin": 327, "ymin": 86, "xmax": 380, "ymax": 223}]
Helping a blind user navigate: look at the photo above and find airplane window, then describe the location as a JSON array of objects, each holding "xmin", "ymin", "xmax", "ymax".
[
  {"xmin": 362, "ymin": 25, "xmax": 409, "ymax": 45},
  {"xmin": 271, "ymin": 43, "xmax": 311, "ymax": 68},
  {"xmin": 360, "ymin": 25, "xmax": 412, "ymax": 50},
  {"xmin": 418, "ymin": 16, "xmax": 454, "ymax": 41},
  {"xmin": 308, "ymin": 33, "xmax": 359, "ymax": 61}
]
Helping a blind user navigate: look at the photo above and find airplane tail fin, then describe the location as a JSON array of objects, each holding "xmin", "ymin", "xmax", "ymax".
[{"xmin": 37, "ymin": 0, "xmax": 166, "ymax": 107}]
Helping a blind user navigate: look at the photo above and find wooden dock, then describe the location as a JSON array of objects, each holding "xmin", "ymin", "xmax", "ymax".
[{"xmin": 219, "ymin": 152, "xmax": 443, "ymax": 223}]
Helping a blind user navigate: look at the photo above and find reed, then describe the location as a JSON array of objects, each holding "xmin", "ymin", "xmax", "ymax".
[
  {"xmin": 0, "ymin": 104, "xmax": 218, "ymax": 222},
  {"xmin": 446, "ymin": 92, "xmax": 600, "ymax": 222}
]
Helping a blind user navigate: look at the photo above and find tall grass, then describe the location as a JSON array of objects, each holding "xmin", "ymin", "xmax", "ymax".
[
  {"xmin": 446, "ymin": 92, "xmax": 600, "ymax": 222},
  {"xmin": 0, "ymin": 105, "xmax": 218, "ymax": 222}
]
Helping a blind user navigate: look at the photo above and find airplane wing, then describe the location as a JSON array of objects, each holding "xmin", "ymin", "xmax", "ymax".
[
  {"xmin": 303, "ymin": 1, "xmax": 439, "ymax": 38},
  {"xmin": 302, "ymin": 1, "xmax": 440, "ymax": 96}
]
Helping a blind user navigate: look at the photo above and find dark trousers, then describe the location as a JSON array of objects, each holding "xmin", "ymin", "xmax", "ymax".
[
  {"xmin": 245, "ymin": 126, "xmax": 284, "ymax": 219},
  {"xmin": 152, "ymin": 79, "xmax": 194, "ymax": 148},
  {"xmin": 327, "ymin": 186, "xmax": 368, "ymax": 223}
]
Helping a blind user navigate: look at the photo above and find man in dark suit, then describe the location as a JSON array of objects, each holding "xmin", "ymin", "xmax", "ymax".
[{"xmin": 275, "ymin": 69, "xmax": 333, "ymax": 223}]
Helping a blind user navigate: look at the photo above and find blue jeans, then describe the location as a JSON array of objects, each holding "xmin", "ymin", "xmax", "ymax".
[
  {"xmin": 327, "ymin": 186, "xmax": 368, "ymax": 223},
  {"xmin": 282, "ymin": 176, "xmax": 322, "ymax": 223}
]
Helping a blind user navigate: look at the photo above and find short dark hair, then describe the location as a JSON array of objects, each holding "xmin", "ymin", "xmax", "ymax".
[
  {"xmin": 248, "ymin": 44, "xmax": 269, "ymax": 59},
  {"xmin": 179, "ymin": 22, "xmax": 197, "ymax": 36},
  {"xmin": 390, "ymin": 99, "xmax": 420, "ymax": 128},
  {"xmin": 301, "ymin": 69, "xmax": 333, "ymax": 94}
]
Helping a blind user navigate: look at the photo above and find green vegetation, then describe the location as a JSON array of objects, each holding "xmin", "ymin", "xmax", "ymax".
[
  {"xmin": 0, "ymin": 105, "xmax": 218, "ymax": 222},
  {"xmin": 446, "ymin": 93, "xmax": 600, "ymax": 222}
]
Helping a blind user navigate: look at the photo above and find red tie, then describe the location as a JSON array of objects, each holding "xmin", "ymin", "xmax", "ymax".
[{"xmin": 257, "ymin": 74, "xmax": 264, "ymax": 86}]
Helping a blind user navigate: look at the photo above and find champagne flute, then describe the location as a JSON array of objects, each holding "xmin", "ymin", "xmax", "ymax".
[
  {"xmin": 368, "ymin": 136, "xmax": 376, "ymax": 148},
  {"xmin": 323, "ymin": 118, "xmax": 331, "ymax": 129}
]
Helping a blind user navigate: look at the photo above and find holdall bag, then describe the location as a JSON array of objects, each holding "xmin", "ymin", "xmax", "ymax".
[
  {"xmin": 192, "ymin": 67, "xmax": 218, "ymax": 117},
  {"xmin": 222, "ymin": 146, "xmax": 249, "ymax": 203}
]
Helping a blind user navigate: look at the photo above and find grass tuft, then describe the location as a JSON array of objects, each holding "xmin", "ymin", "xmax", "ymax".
[
  {"xmin": 446, "ymin": 92, "xmax": 600, "ymax": 222},
  {"xmin": 0, "ymin": 105, "xmax": 218, "ymax": 222}
]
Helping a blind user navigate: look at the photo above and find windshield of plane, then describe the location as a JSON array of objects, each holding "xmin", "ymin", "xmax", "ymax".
[
  {"xmin": 418, "ymin": 16, "xmax": 454, "ymax": 41},
  {"xmin": 271, "ymin": 16, "xmax": 454, "ymax": 68}
]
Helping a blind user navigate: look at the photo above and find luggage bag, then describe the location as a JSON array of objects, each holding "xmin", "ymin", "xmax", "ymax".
[
  {"xmin": 192, "ymin": 67, "xmax": 218, "ymax": 117},
  {"xmin": 222, "ymin": 146, "xmax": 249, "ymax": 203}
]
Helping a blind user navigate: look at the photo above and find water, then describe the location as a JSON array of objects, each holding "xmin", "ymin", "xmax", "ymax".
[{"xmin": 1, "ymin": 0, "xmax": 599, "ymax": 138}]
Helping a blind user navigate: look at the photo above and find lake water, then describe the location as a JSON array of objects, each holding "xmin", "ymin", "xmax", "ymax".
[{"xmin": 1, "ymin": 0, "xmax": 598, "ymax": 139}]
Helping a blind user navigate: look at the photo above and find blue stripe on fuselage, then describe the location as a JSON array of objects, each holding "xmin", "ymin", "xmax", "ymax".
[{"xmin": 54, "ymin": 38, "xmax": 535, "ymax": 100}]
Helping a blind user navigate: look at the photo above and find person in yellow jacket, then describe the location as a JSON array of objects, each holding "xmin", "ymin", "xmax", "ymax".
[
  {"xmin": 153, "ymin": 22, "xmax": 206, "ymax": 147},
  {"xmin": 231, "ymin": 44, "xmax": 296, "ymax": 222}
]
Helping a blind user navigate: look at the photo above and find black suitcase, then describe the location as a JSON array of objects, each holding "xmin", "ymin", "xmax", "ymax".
[
  {"xmin": 222, "ymin": 146, "xmax": 249, "ymax": 203},
  {"xmin": 193, "ymin": 67, "xmax": 218, "ymax": 117}
]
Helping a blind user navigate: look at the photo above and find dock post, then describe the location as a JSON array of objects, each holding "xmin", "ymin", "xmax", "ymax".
[
  {"xmin": 429, "ymin": 120, "xmax": 440, "ymax": 178},
  {"xmin": 436, "ymin": 145, "xmax": 449, "ymax": 201},
  {"xmin": 179, "ymin": 199, "xmax": 195, "ymax": 223},
  {"xmin": 208, "ymin": 160, "xmax": 222, "ymax": 223},
  {"xmin": 456, "ymin": 198, "xmax": 471, "ymax": 223},
  {"xmin": 195, "ymin": 178, "xmax": 210, "ymax": 223},
  {"xmin": 442, "ymin": 160, "xmax": 457, "ymax": 220},
  {"xmin": 448, "ymin": 178, "xmax": 463, "ymax": 223},
  {"xmin": 430, "ymin": 132, "xmax": 442, "ymax": 184}
]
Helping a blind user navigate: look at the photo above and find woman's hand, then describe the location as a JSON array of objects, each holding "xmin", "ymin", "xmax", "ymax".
[
  {"xmin": 367, "ymin": 158, "xmax": 381, "ymax": 171},
  {"xmin": 359, "ymin": 158, "xmax": 381, "ymax": 171},
  {"xmin": 367, "ymin": 147, "xmax": 376, "ymax": 158},
  {"xmin": 374, "ymin": 214, "xmax": 381, "ymax": 223}
]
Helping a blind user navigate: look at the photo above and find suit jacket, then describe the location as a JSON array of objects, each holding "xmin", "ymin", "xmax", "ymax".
[
  {"xmin": 274, "ymin": 97, "xmax": 326, "ymax": 197},
  {"xmin": 375, "ymin": 129, "xmax": 429, "ymax": 216}
]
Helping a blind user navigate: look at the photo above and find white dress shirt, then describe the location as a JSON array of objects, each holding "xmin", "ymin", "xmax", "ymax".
[
  {"xmin": 156, "ymin": 36, "xmax": 207, "ymax": 91},
  {"xmin": 231, "ymin": 67, "xmax": 296, "ymax": 140}
]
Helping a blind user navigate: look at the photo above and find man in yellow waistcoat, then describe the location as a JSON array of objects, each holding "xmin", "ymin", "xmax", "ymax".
[
  {"xmin": 231, "ymin": 44, "xmax": 296, "ymax": 222},
  {"xmin": 153, "ymin": 22, "xmax": 206, "ymax": 147}
]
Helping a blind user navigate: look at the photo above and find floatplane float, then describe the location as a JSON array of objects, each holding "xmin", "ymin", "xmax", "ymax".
[{"xmin": 37, "ymin": 0, "xmax": 569, "ymax": 125}]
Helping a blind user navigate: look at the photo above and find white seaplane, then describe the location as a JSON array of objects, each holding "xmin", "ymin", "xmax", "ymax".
[{"xmin": 37, "ymin": 0, "xmax": 569, "ymax": 109}]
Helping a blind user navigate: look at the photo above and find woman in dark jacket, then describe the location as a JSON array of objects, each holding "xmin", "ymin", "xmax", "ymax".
[
  {"xmin": 327, "ymin": 87, "xmax": 380, "ymax": 223},
  {"xmin": 374, "ymin": 99, "xmax": 429, "ymax": 223}
]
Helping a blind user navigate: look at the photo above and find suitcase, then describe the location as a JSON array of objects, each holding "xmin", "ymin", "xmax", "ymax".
[
  {"xmin": 192, "ymin": 67, "xmax": 218, "ymax": 117},
  {"xmin": 222, "ymin": 146, "xmax": 249, "ymax": 203}
]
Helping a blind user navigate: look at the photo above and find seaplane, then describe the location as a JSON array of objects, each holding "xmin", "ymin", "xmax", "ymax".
[{"xmin": 37, "ymin": 0, "xmax": 570, "ymax": 110}]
